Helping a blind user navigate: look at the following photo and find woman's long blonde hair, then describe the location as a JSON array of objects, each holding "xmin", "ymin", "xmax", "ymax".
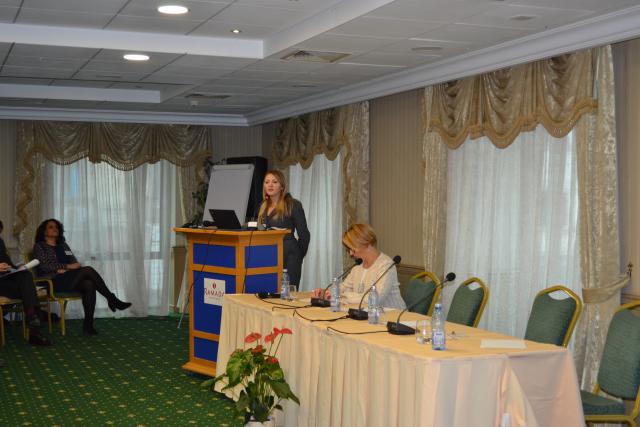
[{"xmin": 258, "ymin": 170, "xmax": 294, "ymax": 223}]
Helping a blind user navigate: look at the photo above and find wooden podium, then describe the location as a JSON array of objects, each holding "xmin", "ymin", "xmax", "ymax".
[{"xmin": 174, "ymin": 228, "xmax": 289, "ymax": 376}]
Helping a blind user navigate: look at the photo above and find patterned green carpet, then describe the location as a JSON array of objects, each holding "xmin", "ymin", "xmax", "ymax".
[{"xmin": 0, "ymin": 316, "xmax": 243, "ymax": 427}]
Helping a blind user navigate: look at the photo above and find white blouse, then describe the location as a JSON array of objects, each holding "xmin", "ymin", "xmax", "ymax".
[{"xmin": 340, "ymin": 252, "xmax": 406, "ymax": 310}]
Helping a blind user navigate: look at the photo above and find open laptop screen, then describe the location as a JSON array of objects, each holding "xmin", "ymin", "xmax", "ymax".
[{"xmin": 208, "ymin": 209, "xmax": 242, "ymax": 230}]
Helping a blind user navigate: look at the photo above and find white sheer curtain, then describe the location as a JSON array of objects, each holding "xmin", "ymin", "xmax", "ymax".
[
  {"xmin": 288, "ymin": 152, "xmax": 343, "ymax": 292},
  {"xmin": 443, "ymin": 125, "xmax": 580, "ymax": 338},
  {"xmin": 42, "ymin": 159, "xmax": 177, "ymax": 318}
]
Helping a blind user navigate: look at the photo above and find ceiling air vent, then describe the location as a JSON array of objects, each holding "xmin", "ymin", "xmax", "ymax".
[
  {"xmin": 281, "ymin": 50, "xmax": 349, "ymax": 63},
  {"xmin": 186, "ymin": 93, "xmax": 231, "ymax": 100}
]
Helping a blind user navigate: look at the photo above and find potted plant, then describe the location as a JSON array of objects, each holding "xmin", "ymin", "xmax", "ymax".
[{"xmin": 202, "ymin": 327, "xmax": 300, "ymax": 426}]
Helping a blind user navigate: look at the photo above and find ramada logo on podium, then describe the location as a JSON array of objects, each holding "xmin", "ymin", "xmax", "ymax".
[{"xmin": 204, "ymin": 278, "xmax": 225, "ymax": 305}]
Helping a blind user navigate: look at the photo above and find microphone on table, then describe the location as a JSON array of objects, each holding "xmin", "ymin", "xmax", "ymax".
[
  {"xmin": 348, "ymin": 255, "xmax": 401, "ymax": 320},
  {"xmin": 386, "ymin": 272, "xmax": 456, "ymax": 335},
  {"xmin": 311, "ymin": 258, "xmax": 363, "ymax": 307}
]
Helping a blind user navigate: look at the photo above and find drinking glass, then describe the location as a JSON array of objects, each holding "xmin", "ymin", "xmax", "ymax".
[
  {"xmin": 415, "ymin": 320, "xmax": 430, "ymax": 344},
  {"xmin": 287, "ymin": 285, "xmax": 297, "ymax": 301}
]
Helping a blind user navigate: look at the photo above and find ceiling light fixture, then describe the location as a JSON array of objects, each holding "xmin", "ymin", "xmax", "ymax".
[
  {"xmin": 157, "ymin": 5, "xmax": 189, "ymax": 15},
  {"xmin": 231, "ymin": 29, "xmax": 242, "ymax": 34},
  {"xmin": 123, "ymin": 53, "xmax": 150, "ymax": 61}
]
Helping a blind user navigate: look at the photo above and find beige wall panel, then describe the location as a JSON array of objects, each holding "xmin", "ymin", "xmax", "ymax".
[
  {"xmin": 370, "ymin": 89, "xmax": 424, "ymax": 267},
  {"xmin": 210, "ymin": 125, "xmax": 264, "ymax": 163},
  {"xmin": 0, "ymin": 120, "xmax": 17, "ymax": 250},
  {"xmin": 615, "ymin": 40, "xmax": 640, "ymax": 299}
]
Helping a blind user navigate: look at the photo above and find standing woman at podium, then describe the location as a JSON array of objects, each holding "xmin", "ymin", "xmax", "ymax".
[{"xmin": 258, "ymin": 170, "xmax": 310, "ymax": 289}]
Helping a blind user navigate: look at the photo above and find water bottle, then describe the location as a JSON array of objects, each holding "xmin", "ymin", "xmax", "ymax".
[
  {"xmin": 330, "ymin": 278, "xmax": 341, "ymax": 312},
  {"xmin": 367, "ymin": 285, "xmax": 379, "ymax": 324},
  {"xmin": 280, "ymin": 269, "xmax": 290, "ymax": 300},
  {"xmin": 431, "ymin": 303, "xmax": 446, "ymax": 350}
]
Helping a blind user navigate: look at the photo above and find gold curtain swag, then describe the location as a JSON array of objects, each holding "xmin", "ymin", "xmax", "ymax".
[
  {"xmin": 273, "ymin": 107, "xmax": 348, "ymax": 169},
  {"xmin": 14, "ymin": 120, "xmax": 212, "ymax": 240},
  {"xmin": 427, "ymin": 49, "xmax": 598, "ymax": 148}
]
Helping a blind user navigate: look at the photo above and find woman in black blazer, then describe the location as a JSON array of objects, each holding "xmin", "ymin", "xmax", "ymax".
[{"xmin": 257, "ymin": 170, "xmax": 310, "ymax": 289}]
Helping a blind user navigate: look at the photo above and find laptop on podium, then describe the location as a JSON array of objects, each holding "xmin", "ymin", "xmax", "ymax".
[{"xmin": 208, "ymin": 209, "xmax": 242, "ymax": 230}]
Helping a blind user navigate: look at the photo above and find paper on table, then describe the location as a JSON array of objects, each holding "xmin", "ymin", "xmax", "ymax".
[{"xmin": 480, "ymin": 339, "xmax": 526, "ymax": 349}]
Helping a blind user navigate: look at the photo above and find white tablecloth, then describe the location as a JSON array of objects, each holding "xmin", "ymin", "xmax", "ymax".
[{"xmin": 215, "ymin": 294, "xmax": 584, "ymax": 427}]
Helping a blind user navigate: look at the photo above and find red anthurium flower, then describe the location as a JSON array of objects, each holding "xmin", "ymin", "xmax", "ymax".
[
  {"xmin": 267, "ymin": 356, "xmax": 278, "ymax": 364},
  {"xmin": 251, "ymin": 345, "xmax": 264, "ymax": 354},
  {"xmin": 272, "ymin": 327, "xmax": 281, "ymax": 335},
  {"xmin": 280, "ymin": 328, "xmax": 292, "ymax": 335},
  {"xmin": 244, "ymin": 332, "xmax": 261, "ymax": 343},
  {"xmin": 265, "ymin": 332, "xmax": 276, "ymax": 343}
]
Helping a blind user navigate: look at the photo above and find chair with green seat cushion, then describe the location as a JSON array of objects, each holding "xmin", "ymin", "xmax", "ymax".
[
  {"xmin": 446, "ymin": 277, "xmax": 488, "ymax": 327},
  {"xmin": 524, "ymin": 285, "xmax": 582, "ymax": 347},
  {"xmin": 582, "ymin": 300, "xmax": 640, "ymax": 426},
  {"xmin": 25, "ymin": 251, "xmax": 82, "ymax": 336},
  {"xmin": 399, "ymin": 271, "xmax": 441, "ymax": 316}
]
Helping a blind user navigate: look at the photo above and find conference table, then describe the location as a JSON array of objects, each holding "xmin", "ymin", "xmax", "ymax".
[{"xmin": 215, "ymin": 294, "xmax": 584, "ymax": 427}]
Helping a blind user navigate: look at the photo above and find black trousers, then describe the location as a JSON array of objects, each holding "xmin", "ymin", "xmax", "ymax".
[
  {"xmin": 0, "ymin": 271, "xmax": 38, "ymax": 310},
  {"xmin": 53, "ymin": 266, "xmax": 114, "ymax": 325},
  {"xmin": 283, "ymin": 239, "xmax": 304, "ymax": 289}
]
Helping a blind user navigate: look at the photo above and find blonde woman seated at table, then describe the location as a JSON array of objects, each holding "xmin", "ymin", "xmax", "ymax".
[{"xmin": 313, "ymin": 223, "xmax": 406, "ymax": 310}]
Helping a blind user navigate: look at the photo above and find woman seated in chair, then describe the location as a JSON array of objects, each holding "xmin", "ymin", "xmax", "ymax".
[
  {"xmin": 313, "ymin": 223, "xmax": 406, "ymax": 310},
  {"xmin": 0, "ymin": 220, "xmax": 52, "ymax": 346},
  {"xmin": 33, "ymin": 218, "xmax": 131, "ymax": 336}
]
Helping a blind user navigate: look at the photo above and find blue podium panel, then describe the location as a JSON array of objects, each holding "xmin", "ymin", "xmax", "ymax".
[
  {"xmin": 194, "ymin": 338, "xmax": 218, "ymax": 363},
  {"xmin": 193, "ymin": 244, "xmax": 235, "ymax": 268},
  {"xmin": 245, "ymin": 273, "xmax": 278, "ymax": 294},
  {"xmin": 244, "ymin": 245, "xmax": 278, "ymax": 268},
  {"xmin": 193, "ymin": 271, "xmax": 236, "ymax": 336}
]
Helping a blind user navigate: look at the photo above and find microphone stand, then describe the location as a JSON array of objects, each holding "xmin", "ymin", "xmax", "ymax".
[
  {"xmin": 347, "ymin": 255, "xmax": 401, "ymax": 320},
  {"xmin": 310, "ymin": 259, "xmax": 363, "ymax": 308},
  {"xmin": 386, "ymin": 272, "xmax": 457, "ymax": 335}
]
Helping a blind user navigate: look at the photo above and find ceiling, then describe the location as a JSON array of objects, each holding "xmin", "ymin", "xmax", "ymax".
[{"xmin": 0, "ymin": 0, "xmax": 639, "ymax": 126}]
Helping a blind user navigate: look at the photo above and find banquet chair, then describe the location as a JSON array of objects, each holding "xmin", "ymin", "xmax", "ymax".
[
  {"xmin": 400, "ymin": 271, "xmax": 441, "ymax": 316},
  {"xmin": 446, "ymin": 277, "xmax": 489, "ymax": 327},
  {"xmin": 524, "ymin": 285, "xmax": 582, "ymax": 347},
  {"xmin": 25, "ymin": 252, "xmax": 82, "ymax": 336},
  {"xmin": 581, "ymin": 300, "xmax": 640, "ymax": 427},
  {"xmin": 0, "ymin": 296, "xmax": 27, "ymax": 345}
]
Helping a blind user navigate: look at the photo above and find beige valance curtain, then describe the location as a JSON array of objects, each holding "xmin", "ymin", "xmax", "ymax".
[
  {"xmin": 273, "ymin": 102, "xmax": 370, "ymax": 229},
  {"xmin": 422, "ymin": 46, "xmax": 621, "ymax": 390},
  {"xmin": 427, "ymin": 49, "xmax": 598, "ymax": 149},
  {"xmin": 14, "ymin": 121, "xmax": 211, "ymax": 249}
]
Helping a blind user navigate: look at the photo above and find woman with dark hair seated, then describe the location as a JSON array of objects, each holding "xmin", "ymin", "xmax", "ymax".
[
  {"xmin": 33, "ymin": 218, "xmax": 131, "ymax": 336},
  {"xmin": 0, "ymin": 220, "xmax": 52, "ymax": 346}
]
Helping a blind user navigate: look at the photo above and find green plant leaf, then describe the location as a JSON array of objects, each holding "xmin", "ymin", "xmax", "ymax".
[
  {"xmin": 268, "ymin": 379, "xmax": 299, "ymax": 404},
  {"xmin": 235, "ymin": 391, "xmax": 250, "ymax": 415}
]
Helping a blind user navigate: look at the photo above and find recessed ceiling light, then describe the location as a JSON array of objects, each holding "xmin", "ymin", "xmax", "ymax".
[
  {"xmin": 157, "ymin": 5, "xmax": 189, "ymax": 15},
  {"xmin": 510, "ymin": 15, "xmax": 536, "ymax": 21},
  {"xmin": 123, "ymin": 53, "xmax": 150, "ymax": 61},
  {"xmin": 231, "ymin": 29, "xmax": 242, "ymax": 34},
  {"xmin": 411, "ymin": 46, "xmax": 443, "ymax": 52}
]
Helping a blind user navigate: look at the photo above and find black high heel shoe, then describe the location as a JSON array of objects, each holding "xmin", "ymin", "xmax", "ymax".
[{"xmin": 108, "ymin": 296, "xmax": 132, "ymax": 312}]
